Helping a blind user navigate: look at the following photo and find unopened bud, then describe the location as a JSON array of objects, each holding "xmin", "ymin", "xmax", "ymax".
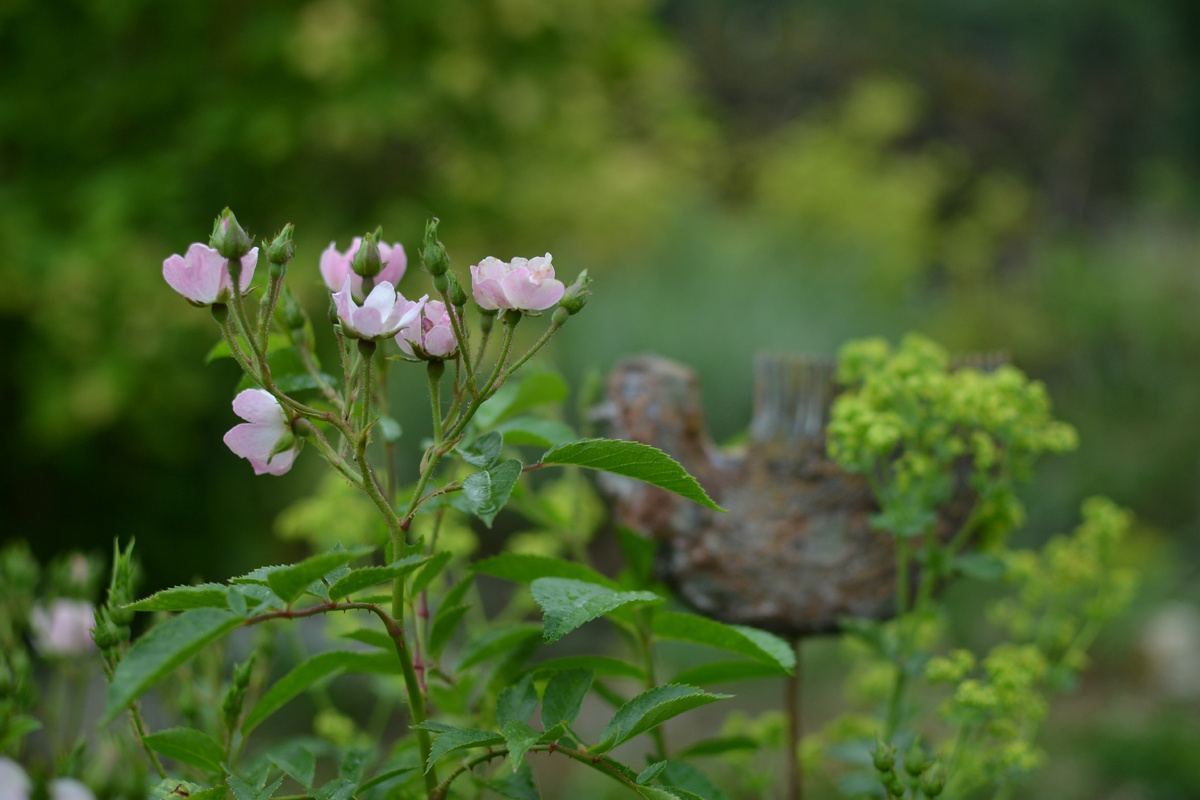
[
  {"xmin": 447, "ymin": 272, "xmax": 467, "ymax": 307},
  {"xmin": 552, "ymin": 307, "xmax": 569, "ymax": 326},
  {"xmin": 210, "ymin": 208, "xmax": 253, "ymax": 261},
  {"xmin": 871, "ymin": 739, "xmax": 896, "ymax": 772},
  {"xmin": 351, "ymin": 232, "xmax": 383, "ymax": 278},
  {"xmin": 919, "ymin": 762, "xmax": 946, "ymax": 797},
  {"xmin": 884, "ymin": 772, "xmax": 906, "ymax": 798},
  {"xmin": 223, "ymin": 654, "xmax": 257, "ymax": 732},
  {"xmin": 267, "ymin": 223, "xmax": 295, "ymax": 265},
  {"xmin": 558, "ymin": 269, "xmax": 591, "ymax": 315},
  {"xmin": 422, "ymin": 218, "xmax": 449, "ymax": 276},
  {"xmin": 905, "ymin": 739, "xmax": 930, "ymax": 777}
]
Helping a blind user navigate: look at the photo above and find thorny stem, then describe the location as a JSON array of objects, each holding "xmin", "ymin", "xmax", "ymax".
[
  {"xmin": 431, "ymin": 743, "xmax": 642, "ymax": 800},
  {"xmin": 258, "ymin": 265, "xmax": 286, "ymax": 346}
]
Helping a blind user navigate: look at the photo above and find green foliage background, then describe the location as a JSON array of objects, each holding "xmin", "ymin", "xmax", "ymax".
[{"xmin": 2, "ymin": 1, "xmax": 1199, "ymax": 795}]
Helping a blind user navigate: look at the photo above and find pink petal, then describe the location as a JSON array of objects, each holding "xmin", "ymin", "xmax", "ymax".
[
  {"xmin": 320, "ymin": 241, "xmax": 359, "ymax": 295},
  {"xmin": 237, "ymin": 247, "xmax": 259, "ymax": 294},
  {"xmin": 193, "ymin": 243, "xmax": 229, "ymax": 301},
  {"xmin": 333, "ymin": 277, "xmax": 356, "ymax": 330},
  {"xmin": 231, "ymin": 388, "xmax": 285, "ymax": 426},
  {"xmin": 377, "ymin": 242, "xmax": 407, "ymax": 286},
  {"xmin": 501, "ymin": 268, "xmax": 564, "ymax": 310},
  {"xmin": 224, "ymin": 422, "xmax": 284, "ymax": 473},
  {"xmin": 424, "ymin": 324, "xmax": 458, "ymax": 357},
  {"xmin": 163, "ymin": 252, "xmax": 207, "ymax": 304},
  {"xmin": 263, "ymin": 447, "xmax": 299, "ymax": 476},
  {"xmin": 472, "ymin": 277, "xmax": 508, "ymax": 310}
]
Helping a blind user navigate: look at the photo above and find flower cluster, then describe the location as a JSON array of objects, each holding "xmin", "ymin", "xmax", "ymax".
[{"xmin": 161, "ymin": 210, "xmax": 580, "ymax": 479}]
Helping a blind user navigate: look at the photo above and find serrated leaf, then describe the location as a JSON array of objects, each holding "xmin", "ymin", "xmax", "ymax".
[
  {"xmin": 227, "ymin": 587, "xmax": 248, "ymax": 617},
  {"xmin": 326, "ymin": 555, "xmax": 429, "ymax": 601},
  {"xmin": 313, "ymin": 778, "xmax": 355, "ymax": 800},
  {"xmin": 339, "ymin": 747, "xmax": 372, "ymax": 783},
  {"xmin": 462, "ymin": 459, "xmax": 523, "ymax": 527},
  {"xmin": 0, "ymin": 715, "xmax": 42, "ymax": 752},
  {"xmin": 637, "ymin": 762, "xmax": 668, "ymax": 785},
  {"xmin": 652, "ymin": 612, "xmax": 794, "ymax": 674},
  {"xmin": 228, "ymin": 774, "xmax": 283, "ymax": 800},
  {"xmin": 187, "ymin": 789, "xmax": 227, "ymax": 800},
  {"xmin": 541, "ymin": 439, "xmax": 723, "ymax": 512},
  {"xmin": 497, "ymin": 673, "xmax": 538, "ymax": 728},
  {"xmin": 268, "ymin": 743, "xmax": 316, "ymax": 788},
  {"xmin": 458, "ymin": 432, "xmax": 504, "ymax": 468},
  {"xmin": 425, "ymin": 727, "xmax": 506, "ymax": 771},
  {"xmin": 475, "ymin": 371, "xmax": 569, "ymax": 429},
  {"xmin": 674, "ymin": 736, "xmax": 759, "ymax": 759},
  {"xmin": 456, "ymin": 624, "xmax": 543, "ymax": 673},
  {"xmin": 472, "ymin": 553, "xmax": 617, "ymax": 589},
  {"xmin": 341, "ymin": 628, "xmax": 393, "ymax": 650},
  {"xmin": 528, "ymin": 656, "xmax": 645, "ymax": 681},
  {"xmin": 410, "ymin": 551, "xmax": 453, "ymax": 596},
  {"xmin": 593, "ymin": 685, "xmax": 730, "ymax": 753},
  {"xmin": 428, "ymin": 604, "xmax": 471, "ymax": 660},
  {"xmin": 670, "ymin": 660, "xmax": 786, "ymax": 686},
  {"xmin": 102, "ymin": 608, "xmax": 241, "ymax": 724},
  {"xmin": 358, "ymin": 766, "xmax": 417, "ymax": 793},
  {"xmin": 500, "ymin": 720, "xmax": 541, "ymax": 770},
  {"xmin": 541, "ymin": 668, "xmax": 593, "ymax": 728},
  {"xmin": 126, "ymin": 584, "xmax": 230, "ymax": 612},
  {"xmin": 242, "ymin": 651, "xmax": 361, "ymax": 736},
  {"xmin": 143, "ymin": 727, "xmax": 225, "ymax": 773},
  {"xmin": 265, "ymin": 546, "xmax": 374, "ymax": 605},
  {"xmin": 494, "ymin": 416, "xmax": 577, "ymax": 448},
  {"xmin": 530, "ymin": 578, "xmax": 660, "ymax": 644}
]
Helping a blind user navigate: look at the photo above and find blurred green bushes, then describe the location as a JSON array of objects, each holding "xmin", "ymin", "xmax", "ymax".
[{"xmin": 2, "ymin": 0, "xmax": 1199, "ymax": 599}]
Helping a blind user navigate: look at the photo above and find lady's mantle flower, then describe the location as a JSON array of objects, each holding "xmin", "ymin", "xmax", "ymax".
[
  {"xmin": 29, "ymin": 599, "xmax": 96, "ymax": 657},
  {"xmin": 320, "ymin": 238, "xmax": 406, "ymax": 299},
  {"xmin": 396, "ymin": 300, "xmax": 458, "ymax": 359},
  {"xmin": 163, "ymin": 243, "xmax": 258, "ymax": 306},
  {"xmin": 222, "ymin": 389, "xmax": 300, "ymax": 476},
  {"xmin": 333, "ymin": 278, "xmax": 426, "ymax": 340},
  {"xmin": 470, "ymin": 253, "xmax": 564, "ymax": 312}
]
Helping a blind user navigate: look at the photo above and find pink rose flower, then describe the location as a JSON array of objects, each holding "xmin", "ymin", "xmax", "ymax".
[
  {"xmin": 0, "ymin": 758, "xmax": 30, "ymax": 800},
  {"xmin": 469, "ymin": 253, "xmax": 564, "ymax": 312},
  {"xmin": 396, "ymin": 300, "xmax": 458, "ymax": 359},
  {"xmin": 222, "ymin": 389, "xmax": 300, "ymax": 476},
  {"xmin": 332, "ymin": 278, "xmax": 426, "ymax": 340},
  {"xmin": 163, "ymin": 243, "xmax": 258, "ymax": 306},
  {"xmin": 29, "ymin": 599, "xmax": 96, "ymax": 657},
  {"xmin": 319, "ymin": 238, "xmax": 407, "ymax": 299},
  {"xmin": 49, "ymin": 780, "xmax": 96, "ymax": 800}
]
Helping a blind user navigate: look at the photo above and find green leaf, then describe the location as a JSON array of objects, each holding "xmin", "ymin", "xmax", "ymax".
[
  {"xmin": 541, "ymin": 668, "xmax": 593, "ymax": 728},
  {"xmin": 456, "ymin": 624, "xmax": 543, "ymax": 672},
  {"xmin": 228, "ymin": 775, "xmax": 284, "ymax": 800},
  {"xmin": 236, "ymin": 347, "xmax": 335, "ymax": 394},
  {"xmin": 497, "ymin": 673, "xmax": 538, "ymax": 727},
  {"xmin": 674, "ymin": 736, "xmax": 759, "ymax": 759},
  {"xmin": 955, "ymin": 552, "xmax": 1008, "ymax": 581},
  {"xmin": 144, "ymin": 727, "xmax": 225, "ymax": 773},
  {"xmin": 638, "ymin": 786, "xmax": 707, "ymax": 800},
  {"xmin": 500, "ymin": 720, "xmax": 541, "ymax": 770},
  {"xmin": 494, "ymin": 416, "xmax": 577, "ymax": 448},
  {"xmin": 458, "ymin": 431, "xmax": 504, "ymax": 468},
  {"xmin": 358, "ymin": 766, "xmax": 418, "ymax": 793},
  {"xmin": 227, "ymin": 587, "xmax": 249, "ymax": 617},
  {"xmin": 103, "ymin": 608, "xmax": 241, "ymax": 724},
  {"xmin": 242, "ymin": 651, "xmax": 362, "ymax": 736},
  {"xmin": 410, "ymin": 551, "xmax": 453, "ymax": 596},
  {"xmin": 652, "ymin": 612, "xmax": 794, "ymax": 674},
  {"xmin": 475, "ymin": 371, "xmax": 569, "ymax": 429},
  {"xmin": 207, "ymin": 332, "xmax": 290, "ymax": 363},
  {"xmin": 340, "ymin": 628, "xmax": 393, "ymax": 650},
  {"xmin": 0, "ymin": 715, "xmax": 42, "ymax": 752},
  {"xmin": 670, "ymin": 660, "xmax": 787, "ymax": 686},
  {"xmin": 487, "ymin": 760, "xmax": 539, "ymax": 800},
  {"xmin": 540, "ymin": 439, "xmax": 723, "ymax": 512},
  {"xmin": 662, "ymin": 761, "xmax": 728, "ymax": 800},
  {"xmin": 187, "ymin": 789, "xmax": 227, "ymax": 800},
  {"xmin": 126, "ymin": 584, "xmax": 230, "ymax": 612},
  {"xmin": 637, "ymin": 761, "xmax": 668, "ymax": 785},
  {"xmin": 425, "ymin": 727, "xmax": 506, "ymax": 771},
  {"xmin": 326, "ymin": 555, "xmax": 429, "ymax": 601},
  {"xmin": 530, "ymin": 578, "xmax": 660, "ymax": 643},
  {"xmin": 462, "ymin": 459, "xmax": 523, "ymax": 527},
  {"xmin": 265, "ymin": 546, "xmax": 374, "ymax": 605},
  {"xmin": 593, "ymin": 685, "xmax": 730, "ymax": 753},
  {"xmin": 267, "ymin": 743, "xmax": 316, "ymax": 788},
  {"xmin": 472, "ymin": 553, "xmax": 618, "ymax": 589},
  {"xmin": 617, "ymin": 527, "xmax": 657, "ymax": 588},
  {"xmin": 314, "ymin": 778, "xmax": 355, "ymax": 800},
  {"xmin": 428, "ymin": 604, "xmax": 471, "ymax": 659},
  {"xmin": 528, "ymin": 656, "xmax": 645, "ymax": 681}
]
